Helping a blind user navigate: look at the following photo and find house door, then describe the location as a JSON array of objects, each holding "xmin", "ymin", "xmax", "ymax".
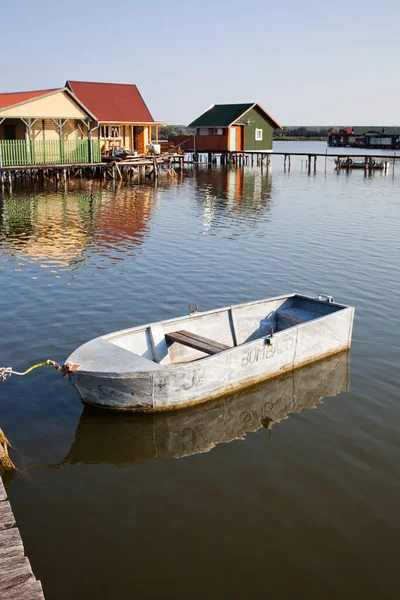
[
  {"xmin": 4, "ymin": 125, "xmax": 16, "ymax": 140},
  {"xmin": 136, "ymin": 127, "xmax": 145, "ymax": 154},
  {"xmin": 230, "ymin": 127, "xmax": 237, "ymax": 151}
]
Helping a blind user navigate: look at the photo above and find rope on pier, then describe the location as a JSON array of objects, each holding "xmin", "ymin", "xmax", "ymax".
[
  {"xmin": 0, "ymin": 359, "xmax": 72, "ymax": 383},
  {"xmin": 0, "ymin": 427, "xmax": 17, "ymax": 471}
]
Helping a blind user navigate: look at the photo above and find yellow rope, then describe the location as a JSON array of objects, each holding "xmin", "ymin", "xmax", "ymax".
[
  {"xmin": 0, "ymin": 360, "xmax": 62, "ymax": 382},
  {"xmin": 14, "ymin": 360, "xmax": 55, "ymax": 376}
]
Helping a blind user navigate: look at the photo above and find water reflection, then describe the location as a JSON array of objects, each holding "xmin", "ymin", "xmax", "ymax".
[
  {"xmin": 0, "ymin": 169, "xmax": 276, "ymax": 278},
  {"xmin": 64, "ymin": 352, "xmax": 349, "ymax": 467},
  {"xmin": 195, "ymin": 168, "xmax": 273, "ymax": 232},
  {"xmin": 0, "ymin": 183, "xmax": 156, "ymax": 271}
]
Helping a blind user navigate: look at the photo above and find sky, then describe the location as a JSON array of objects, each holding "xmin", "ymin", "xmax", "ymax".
[{"xmin": 1, "ymin": 0, "xmax": 399, "ymax": 126}]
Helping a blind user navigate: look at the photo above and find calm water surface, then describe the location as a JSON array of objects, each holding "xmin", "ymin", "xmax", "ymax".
[{"xmin": 0, "ymin": 142, "xmax": 399, "ymax": 599}]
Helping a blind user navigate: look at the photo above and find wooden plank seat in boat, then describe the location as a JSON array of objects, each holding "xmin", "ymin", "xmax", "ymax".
[{"xmin": 165, "ymin": 330, "xmax": 230, "ymax": 355}]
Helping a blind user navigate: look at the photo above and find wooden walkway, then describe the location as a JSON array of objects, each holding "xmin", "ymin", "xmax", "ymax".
[
  {"xmin": 0, "ymin": 477, "xmax": 44, "ymax": 599},
  {"xmin": 272, "ymin": 151, "xmax": 399, "ymax": 159},
  {"xmin": 0, "ymin": 154, "xmax": 184, "ymax": 186},
  {"xmin": 182, "ymin": 149, "xmax": 399, "ymax": 173}
]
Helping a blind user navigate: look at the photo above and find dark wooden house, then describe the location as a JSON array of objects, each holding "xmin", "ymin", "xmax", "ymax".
[{"xmin": 185, "ymin": 103, "xmax": 281, "ymax": 153}]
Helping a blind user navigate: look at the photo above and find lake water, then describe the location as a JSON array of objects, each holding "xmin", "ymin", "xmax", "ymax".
[{"xmin": 1, "ymin": 141, "xmax": 399, "ymax": 599}]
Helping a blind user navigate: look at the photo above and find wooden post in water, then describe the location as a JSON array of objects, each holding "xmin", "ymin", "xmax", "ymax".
[
  {"xmin": 152, "ymin": 155, "xmax": 159, "ymax": 180},
  {"xmin": 314, "ymin": 156, "xmax": 317, "ymax": 172},
  {"xmin": 308, "ymin": 155, "xmax": 311, "ymax": 174}
]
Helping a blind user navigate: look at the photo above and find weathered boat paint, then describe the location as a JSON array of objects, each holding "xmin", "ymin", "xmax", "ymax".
[{"xmin": 66, "ymin": 293, "xmax": 355, "ymax": 411}]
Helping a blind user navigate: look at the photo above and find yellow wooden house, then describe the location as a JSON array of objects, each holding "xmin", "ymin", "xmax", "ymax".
[
  {"xmin": 0, "ymin": 87, "xmax": 99, "ymax": 166},
  {"xmin": 66, "ymin": 80, "xmax": 162, "ymax": 155}
]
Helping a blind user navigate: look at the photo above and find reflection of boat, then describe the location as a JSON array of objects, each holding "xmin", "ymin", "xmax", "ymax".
[
  {"xmin": 66, "ymin": 293, "xmax": 354, "ymax": 411},
  {"xmin": 66, "ymin": 351, "xmax": 350, "ymax": 464},
  {"xmin": 335, "ymin": 157, "xmax": 390, "ymax": 170}
]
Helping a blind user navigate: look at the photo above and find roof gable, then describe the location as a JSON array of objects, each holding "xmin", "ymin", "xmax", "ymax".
[
  {"xmin": 188, "ymin": 104, "xmax": 254, "ymax": 128},
  {"xmin": 0, "ymin": 88, "xmax": 97, "ymax": 120},
  {"xmin": 234, "ymin": 103, "xmax": 281, "ymax": 130},
  {"xmin": 66, "ymin": 80, "xmax": 154, "ymax": 123},
  {"xmin": 0, "ymin": 89, "xmax": 58, "ymax": 111},
  {"xmin": 188, "ymin": 103, "xmax": 281, "ymax": 129}
]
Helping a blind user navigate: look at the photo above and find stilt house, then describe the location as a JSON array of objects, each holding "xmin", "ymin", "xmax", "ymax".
[{"xmin": 187, "ymin": 103, "xmax": 281, "ymax": 153}]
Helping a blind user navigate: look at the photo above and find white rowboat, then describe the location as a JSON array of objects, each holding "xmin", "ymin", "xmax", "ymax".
[{"xmin": 65, "ymin": 293, "xmax": 355, "ymax": 411}]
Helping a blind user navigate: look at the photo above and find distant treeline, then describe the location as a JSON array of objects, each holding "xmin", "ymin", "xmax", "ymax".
[
  {"xmin": 158, "ymin": 125, "xmax": 194, "ymax": 139},
  {"xmin": 274, "ymin": 126, "xmax": 329, "ymax": 140}
]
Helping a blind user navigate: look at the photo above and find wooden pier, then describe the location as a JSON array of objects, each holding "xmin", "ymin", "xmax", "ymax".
[
  {"xmin": 0, "ymin": 477, "xmax": 45, "ymax": 599},
  {"xmin": 0, "ymin": 154, "xmax": 184, "ymax": 188},
  {"xmin": 183, "ymin": 150, "xmax": 399, "ymax": 174},
  {"xmin": 0, "ymin": 150, "xmax": 397, "ymax": 189}
]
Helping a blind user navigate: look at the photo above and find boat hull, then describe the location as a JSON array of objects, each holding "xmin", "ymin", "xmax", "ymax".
[
  {"xmin": 68, "ymin": 299, "xmax": 354, "ymax": 412},
  {"xmin": 67, "ymin": 350, "xmax": 350, "ymax": 463}
]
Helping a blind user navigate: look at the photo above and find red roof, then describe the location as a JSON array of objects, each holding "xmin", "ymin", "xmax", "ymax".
[
  {"xmin": 66, "ymin": 80, "xmax": 154, "ymax": 123},
  {"xmin": 0, "ymin": 89, "xmax": 58, "ymax": 111}
]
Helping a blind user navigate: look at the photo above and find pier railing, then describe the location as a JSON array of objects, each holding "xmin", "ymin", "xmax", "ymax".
[{"xmin": 0, "ymin": 139, "xmax": 101, "ymax": 167}]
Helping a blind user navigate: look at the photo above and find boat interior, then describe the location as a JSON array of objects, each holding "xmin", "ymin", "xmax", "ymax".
[{"xmin": 104, "ymin": 294, "xmax": 344, "ymax": 367}]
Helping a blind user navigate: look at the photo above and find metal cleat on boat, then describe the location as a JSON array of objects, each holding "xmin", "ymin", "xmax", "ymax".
[{"xmin": 317, "ymin": 294, "xmax": 334, "ymax": 303}]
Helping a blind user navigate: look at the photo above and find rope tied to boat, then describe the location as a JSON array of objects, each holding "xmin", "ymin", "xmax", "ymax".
[{"xmin": 0, "ymin": 360, "xmax": 77, "ymax": 383}]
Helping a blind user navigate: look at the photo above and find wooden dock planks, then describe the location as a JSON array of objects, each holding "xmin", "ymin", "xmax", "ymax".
[{"xmin": 0, "ymin": 477, "xmax": 44, "ymax": 599}]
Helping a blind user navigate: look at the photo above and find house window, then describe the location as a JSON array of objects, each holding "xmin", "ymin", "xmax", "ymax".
[
  {"xmin": 101, "ymin": 125, "xmax": 121, "ymax": 139},
  {"xmin": 255, "ymin": 128, "xmax": 263, "ymax": 141},
  {"xmin": 198, "ymin": 128, "xmax": 210, "ymax": 136},
  {"xmin": 213, "ymin": 128, "xmax": 223, "ymax": 135},
  {"xmin": 3, "ymin": 124, "xmax": 16, "ymax": 140}
]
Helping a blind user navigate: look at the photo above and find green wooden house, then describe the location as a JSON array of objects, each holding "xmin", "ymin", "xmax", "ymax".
[{"xmin": 187, "ymin": 103, "xmax": 281, "ymax": 153}]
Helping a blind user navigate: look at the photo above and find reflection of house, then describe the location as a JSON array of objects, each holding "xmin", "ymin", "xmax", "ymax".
[
  {"xmin": 0, "ymin": 184, "xmax": 156, "ymax": 269},
  {"xmin": 179, "ymin": 103, "xmax": 281, "ymax": 152},
  {"xmin": 96, "ymin": 186, "xmax": 154, "ymax": 250},
  {"xmin": 0, "ymin": 87, "xmax": 99, "ymax": 167},
  {"xmin": 66, "ymin": 81, "xmax": 162, "ymax": 155},
  {"xmin": 0, "ymin": 192, "xmax": 96, "ymax": 266},
  {"xmin": 196, "ymin": 168, "xmax": 272, "ymax": 232},
  {"xmin": 226, "ymin": 169, "xmax": 244, "ymax": 203}
]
